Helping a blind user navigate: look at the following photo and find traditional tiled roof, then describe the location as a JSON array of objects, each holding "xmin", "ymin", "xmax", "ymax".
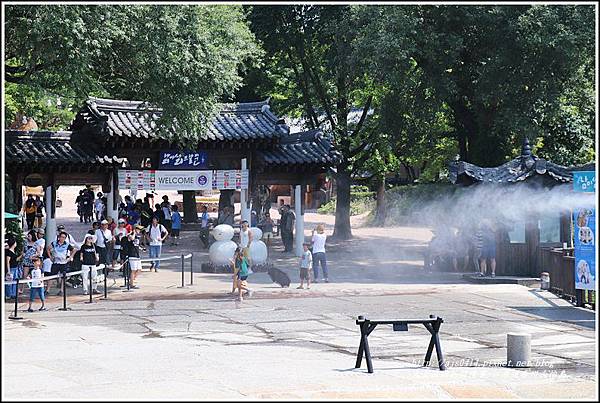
[
  {"xmin": 69, "ymin": 97, "xmax": 289, "ymax": 142},
  {"xmin": 257, "ymin": 129, "xmax": 341, "ymax": 167},
  {"xmin": 449, "ymin": 138, "xmax": 594, "ymax": 184},
  {"xmin": 5, "ymin": 130, "xmax": 123, "ymax": 166}
]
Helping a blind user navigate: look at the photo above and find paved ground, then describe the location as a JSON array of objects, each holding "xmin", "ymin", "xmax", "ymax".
[{"xmin": 2, "ymin": 186, "xmax": 597, "ymax": 400}]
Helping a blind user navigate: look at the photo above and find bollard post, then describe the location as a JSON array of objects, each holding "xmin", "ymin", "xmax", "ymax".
[
  {"xmin": 58, "ymin": 271, "xmax": 71, "ymax": 311},
  {"xmin": 190, "ymin": 253, "xmax": 193, "ymax": 285},
  {"xmin": 85, "ymin": 266, "xmax": 94, "ymax": 304},
  {"xmin": 9, "ymin": 278, "xmax": 23, "ymax": 320}
]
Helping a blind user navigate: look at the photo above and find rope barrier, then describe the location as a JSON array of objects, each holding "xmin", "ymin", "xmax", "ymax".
[{"xmin": 139, "ymin": 254, "xmax": 192, "ymax": 263}]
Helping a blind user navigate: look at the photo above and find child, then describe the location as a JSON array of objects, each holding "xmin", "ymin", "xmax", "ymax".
[
  {"xmin": 42, "ymin": 255, "xmax": 53, "ymax": 293},
  {"xmin": 27, "ymin": 256, "xmax": 46, "ymax": 312},
  {"xmin": 230, "ymin": 247, "xmax": 251, "ymax": 301},
  {"xmin": 297, "ymin": 243, "xmax": 312, "ymax": 289},
  {"xmin": 170, "ymin": 205, "xmax": 182, "ymax": 246}
]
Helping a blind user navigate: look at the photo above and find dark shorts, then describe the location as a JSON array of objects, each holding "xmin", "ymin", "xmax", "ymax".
[
  {"xmin": 300, "ymin": 267, "xmax": 309, "ymax": 280},
  {"xmin": 50, "ymin": 263, "xmax": 68, "ymax": 276},
  {"xmin": 481, "ymin": 246, "xmax": 496, "ymax": 259},
  {"xmin": 237, "ymin": 274, "xmax": 248, "ymax": 281},
  {"xmin": 171, "ymin": 228, "xmax": 180, "ymax": 237}
]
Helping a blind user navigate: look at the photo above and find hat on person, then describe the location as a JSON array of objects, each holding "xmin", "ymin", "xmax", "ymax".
[
  {"xmin": 135, "ymin": 224, "xmax": 145, "ymax": 230},
  {"xmin": 37, "ymin": 228, "xmax": 45, "ymax": 234},
  {"xmin": 84, "ymin": 233, "xmax": 95, "ymax": 240},
  {"xmin": 57, "ymin": 224, "xmax": 65, "ymax": 230},
  {"xmin": 118, "ymin": 218, "xmax": 126, "ymax": 224},
  {"xmin": 101, "ymin": 219, "xmax": 108, "ymax": 225}
]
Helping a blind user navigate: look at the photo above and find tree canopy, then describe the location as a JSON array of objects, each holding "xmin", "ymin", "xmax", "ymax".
[{"xmin": 5, "ymin": 4, "xmax": 261, "ymax": 144}]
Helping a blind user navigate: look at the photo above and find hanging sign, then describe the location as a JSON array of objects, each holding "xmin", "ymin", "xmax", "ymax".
[
  {"xmin": 573, "ymin": 171, "xmax": 596, "ymax": 291},
  {"xmin": 159, "ymin": 150, "xmax": 208, "ymax": 169},
  {"xmin": 118, "ymin": 169, "xmax": 247, "ymax": 191}
]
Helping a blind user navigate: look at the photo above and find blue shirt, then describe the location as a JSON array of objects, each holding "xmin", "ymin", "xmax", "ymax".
[{"xmin": 171, "ymin": 212, "xmax": 182, "ymax": 229}]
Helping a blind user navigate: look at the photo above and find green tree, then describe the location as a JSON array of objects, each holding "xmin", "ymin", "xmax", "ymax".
[
  {"xmin": 248, "ymin": 5, "xmax": 386, "ymax": 239},
  {"xmin": 4, "ymin": 4, "xmax": 261, "ymax": 143}
]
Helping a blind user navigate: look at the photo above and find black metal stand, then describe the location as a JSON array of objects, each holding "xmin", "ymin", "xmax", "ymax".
[
  {"xmin": 58, "ymin": 271, "xmax": 71, "ymax": 311},
  {"xmin": 354, "ymin": 315, "xmax": 446, "ymax": 373},
  {"xmin": 100, "ymin": 264, "xmax": 108, "ymax": 300},
  {"xmin": 85, "ymin": 266, "xmax": 94, "ymax": 304},
  {"xmin": 8, "ymin": 278, "xmax": 23, "ymax": 320},
  {"xmin": 189, "ymin": 253, "xmax": 193, "ymax": 285},
  {"xmin": 178, "ymin": 254, "xmax": 185, "ymax": 288},
  {"xmin": 122, "ymin": 261, "xmax": 133, "ymax": 292}
]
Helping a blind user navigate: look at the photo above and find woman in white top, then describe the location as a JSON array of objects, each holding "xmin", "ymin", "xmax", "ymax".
[
  {"xmin": 146, "ymin": 216, "xmax": 168, "ymax": 272},
  {"xmin": 239, "ymin": 220, "xmax": 253, "ymax": 250},
  {"xmin": 311, "ymin": 224, "xmax": 329, "ymax": 283}
]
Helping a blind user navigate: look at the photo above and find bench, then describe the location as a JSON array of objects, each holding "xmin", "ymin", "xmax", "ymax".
[{"xmin": 355, "ymin": 315, "xmax": 446, "ymax": 373}]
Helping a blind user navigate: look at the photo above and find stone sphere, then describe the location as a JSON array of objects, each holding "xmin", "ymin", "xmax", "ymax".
[
  {"xmin": 212, "ymin": 224, "xmax": 234, "ymax": 241},
  {"xmin": 249, "ymin": 240, "xmax": 268, "ymax": 265},
  {"xmin": 209, "ymin": 240, "xmax": 237, "ymax": 265},
  {"xmin": 250, "ymin": 227, "xmax": 263, "ymax": 240}
]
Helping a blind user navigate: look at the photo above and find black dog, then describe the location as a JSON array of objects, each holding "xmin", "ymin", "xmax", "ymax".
[{"xmin": 267, "ymin": 267, "xmax": 291, "ymax": 288}]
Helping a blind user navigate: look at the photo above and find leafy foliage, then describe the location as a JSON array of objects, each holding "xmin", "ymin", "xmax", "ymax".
[{"xmin": 4, "ymin": 5, "xmax": 261, "ymax": 144}]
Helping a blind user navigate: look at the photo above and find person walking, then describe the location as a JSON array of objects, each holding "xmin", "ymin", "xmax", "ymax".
[
  {"xmin": 23, "ymin": 194, "xmax": 37, "ymax": 230},
  {"xmin": 5, "ymin": 238, "xmax": 21, "ymax": 300},
  {"xmin": 230, "ymin": 247, "xmax": 251, "ymax": 301},
  {"xmin": 297, "ymin": 243, "xmax": 312, "ymax": 289},
  {"xmin": 311, "ymin": 224, "xmax": 329, "ymax": 283},
  {"xmin": 20, "ymin": 230, "xmax": 40, "ymax": 295},
  {"xmin": 34, "ymin": 195, "xmax": 45, "ymax": 229},
  {"xmin": 26, "ymin": 256, "xmax": 46, "ymax": 312},
  {"xmin": 94, "ymin": 219, "xmax": 113, "ymax": 269},
  {"xmin": 79, "ymin": 234, "xmax": 100, "ymax": 295},
  {"xmin": 170, "ymin": 205, "xmax": 182, "ymax": 246},
  {"xmin": 146, "ymin": 216, "xmax": 168, "ymax": 272},
  {"xmin": 239, "ymin": 220, "xmax": 253, "ymax": 251}
]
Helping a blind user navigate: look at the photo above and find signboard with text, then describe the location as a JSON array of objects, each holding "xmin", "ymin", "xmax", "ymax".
[
  {"xmin": 118, "ymin": 169, "xmax": 247, "ymax": 191},
  {"xmin": 159, "ymin": 151, "xmax": 208, "ymax": 169},
  {"xmin": 573, "ymin": 171, "xmax": 596, "ymax": 291}
]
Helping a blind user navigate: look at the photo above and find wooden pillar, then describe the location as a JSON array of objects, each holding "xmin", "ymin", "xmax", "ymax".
[
  {"xmin": 294, "ymin": 184, "xmax": 305, "ymax": 256},
  {"xmin": 44, "ymin": 173, "xmax": 56, "ymax": 246},
  {"xmin": 182, "ymin": 191, "xmax": 198, "ymax": 223}
]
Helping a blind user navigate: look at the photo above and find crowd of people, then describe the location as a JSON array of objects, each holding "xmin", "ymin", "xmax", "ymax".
[{"xmin": 8, "ymin": 189, "xmax": 331, "ymax": 305}]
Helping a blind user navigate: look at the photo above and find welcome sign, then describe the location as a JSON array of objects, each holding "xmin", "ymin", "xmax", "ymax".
[
  {"xmin": 118, "ymin": 169, "xmax": 247, "ymax": 191},
  {"xmin": 154, "ymin": 170, "xmax": 213, "ymax": 190}
]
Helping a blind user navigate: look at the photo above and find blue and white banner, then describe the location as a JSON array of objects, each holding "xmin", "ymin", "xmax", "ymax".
[{"xmin": 573, "ymin": 170, "xmax": 596, "ymax": 291}]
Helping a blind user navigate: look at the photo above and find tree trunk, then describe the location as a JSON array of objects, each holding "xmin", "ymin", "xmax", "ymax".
[
  {"xmin": 182, "ymin": 191, "xmax": 197, "ymax": 223},
  {"xmin": 333, "ymin": 169, "xmax": 352, "ymax": 239},
  {"xmin": 374, "ymin": 174, "xmax": 386, "ymax": 226}
]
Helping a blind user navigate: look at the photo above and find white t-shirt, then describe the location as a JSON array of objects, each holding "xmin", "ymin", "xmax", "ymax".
[
  {"xmin": 42, "ymin": 258, "xmax": 53, "ymax": 274},
  {"xmin": 94, "ymin": 228, "xmax": 113, "ymax": 248},
  {"xmin": 147, "ymin": 224, "xmax": 167, "ymax": 246},
  {"xmin": 30, "ymin": 267, "xmax": 43, "ymax": 288},
  {"xmin": 113, "ymin": 228, "xmax": 128, "ymax": 250},
  {"xmin": 94, "ymin": 199, "xmax": 104, "ymax": 212},
  {"xmin": 312, "ymin": 233, "xmax": 327, "ymax": 254},
  {"xmin": 301, "ymin": 250, "xmax": 313, "ymax": 269},
  {"xmin": 240, "ymin": 228, "xmax": 251, "ymax": 248}
]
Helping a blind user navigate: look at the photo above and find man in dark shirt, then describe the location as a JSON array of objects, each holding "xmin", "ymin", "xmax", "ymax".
[
  {"xmin": 79, "ymin": 234, "xmax": 100, "ymax": 295},
  {"xmin": 124, "ymin": 225, "xmax": 143, "ymax": 288}
]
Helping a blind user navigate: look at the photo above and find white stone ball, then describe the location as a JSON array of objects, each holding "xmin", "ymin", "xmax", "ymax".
[
  {"xmin": 212, "ymin": 224, "xmax": 234, "ymax": 241},
  {"xmin": 250, "ymin": 227, "xmax": 263, "ymax": 240},
  {"xmin": 249, "ymin": 240, "xmax": 268, "ymax": 265},
  {"xmin": 209, "ymin": 240, "xmax": 237, "ymax": 265}
]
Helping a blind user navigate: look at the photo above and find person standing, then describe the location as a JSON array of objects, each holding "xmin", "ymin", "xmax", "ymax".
[
  {"xmin": 230, "ymin": 247, "xmax": 251, "ymax": 301},
  {"xmin": 94, "ymin": 193, "xmax": 104, "ymax": 222},
  {"xmin": 479, "ymin": 220, "xmax": 497, "ymax": 277},
  {"xmin": 124, "ymin": 225, "xmax": 143, "ymax": 288},
  {"xmin": 35, "ymin": 228, "xmax": 46, "ymax": 256},
  {"xmin": 297, "ymin": 243, "xmax": 312, "ymax": 289},
  {"xmin": 311, "ymin": 224, "xmax": 329, "ymax": 283},
  {"xmin": 26, "ymin": 256, "xmax": 46, "ymax": 312},
  {"xmin": 112, "ymin": 218, "xmax": 129, "ymax": 267},
  {"xmin": 218, "ymin": 206, "xmax": 234, "ymax": 226},
  {"xmin": 146, "ymin": 216, "xmax": 168, "ymax": 272},
  {"xmin": 55, "ymin": 224, "xmax": 77, "ymax": 247},
  {"xmin": 170, "ymin": 205, "xmax": 182, "ymax": 246},
  {"xmin": 76, "ymin": 190, "xmax": 85, "ymax": 223},
  {"xmin": 258, "ymin": 213, "xmax": 275, "ymax": 248},
  {"xmin": 199, "ymin": 205, "xmax": 210, "ymax": 249},
  {"xmin": 20, "ymin": 230, "xmax": 39, "ymax": 294},
  {"xmin": 79, "ymin": 234, "xmax": 100, "ymax": 295},
  {"xmin": 82, "ymin": 187, "xmax": 94, "ymax": 224},
  {"xmin": 46, "ymin": 231, "xmax": 75, "ymax": 295},
  {"xmin": 34, "ymin": 195, "xmax": 45, "ymax": 229},
  {"xmin": 239, "ymin": 220, "xmax": 254, "ymax": 251},
  {"xmin": 94, "ymin": 220, "xmax": 113, "ymax": 269},
  {"xmin": 24, "ymin": 194, "xmax": 37, "ymax": 230},
  {"xmin": 161, "ymin": 196, "xmax": 172, "ymax": 233},
  {"xmin": 5, "ymin": 238, "xmax": 21, "ymax": 300},
  {"xmin": 471, "ymin": 223, "xmax": 484, "ymax": 275},
  {"xmin": 282, "ymin": 205, "xmax": 295, "ymax": 252}
]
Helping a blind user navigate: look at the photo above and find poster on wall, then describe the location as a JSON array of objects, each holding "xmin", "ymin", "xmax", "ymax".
[{"xmin": 573, "ymin": 171, "xmax": 596, "ymax": 291}]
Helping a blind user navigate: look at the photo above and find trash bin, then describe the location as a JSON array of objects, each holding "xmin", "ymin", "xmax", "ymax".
[{"xmin": 540, "ymin": 272, "xmax": 550, "ymax": 290}]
